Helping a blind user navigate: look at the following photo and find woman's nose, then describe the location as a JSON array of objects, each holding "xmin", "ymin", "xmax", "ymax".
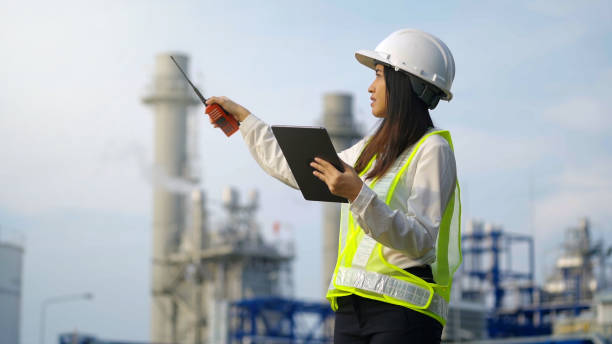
[{"xmin": 368, "ymin": 82, "xmax": 375, "ymax": 93}]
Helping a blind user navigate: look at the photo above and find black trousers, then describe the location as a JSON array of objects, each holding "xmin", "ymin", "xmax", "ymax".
[
  {"xmin": 333, "ymin": 266, "xmax": 442, "ymax": 344},
  {"xmin": 334, "ymin": 295, "xmax": 443, "ymax": 343}
]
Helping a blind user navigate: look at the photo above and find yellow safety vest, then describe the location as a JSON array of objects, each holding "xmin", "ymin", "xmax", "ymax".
[{"xmin": 326, "ymin": 130, "xmax": 462, "ymax": 325}]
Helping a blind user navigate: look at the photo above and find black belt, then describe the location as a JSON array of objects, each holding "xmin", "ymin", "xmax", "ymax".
[{"xmin": 404, "ymin": 265, "xmax": 434, "ymax": 283}]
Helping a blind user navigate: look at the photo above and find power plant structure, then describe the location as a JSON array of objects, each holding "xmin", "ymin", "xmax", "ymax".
[
  {"xmin": 455, "ymin": 217, "xmax": 612, "ymax": 343},
  {"xmin": 142, "ymin": 53, "xmax": 295, "ymax": 343},
  {"xmin": 543, "ymin": 218, "xmax": 601, "ymax": 302},
  {"xmin": 57, "ymin": 212, "xmax": 612, "ymax": 344},
  {"xmin": 138, "ymin": 52, "xmax": 343, "ymax": 344},
  {"xmin": 319, "ymin": 93, "xmax": 361, "ymax": 296},
  {"xmin": 0, "ymin": 235, "xmax": 24, "ymax": 344}
]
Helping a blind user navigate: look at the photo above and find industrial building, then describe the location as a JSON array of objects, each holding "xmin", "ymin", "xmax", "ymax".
[
  {"xmin": 455, "ymin": 218, "xmax": 612, "ymax": 343},
  {"xmin": 57, "ymin": 211, "xmax": 612, "ymax": 344},
  {"xmin": 0, "ymin": 234, "xmax": 24, "ymax": 344}
]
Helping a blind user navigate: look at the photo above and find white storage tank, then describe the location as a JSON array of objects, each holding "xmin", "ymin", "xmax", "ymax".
[
  {"xmin": 0, "ymin": 241, "xmax": 24, "ymax": 344},
  {"xmin": 595, "ymin": 291, "xmax": 612, "ymax": 337}
]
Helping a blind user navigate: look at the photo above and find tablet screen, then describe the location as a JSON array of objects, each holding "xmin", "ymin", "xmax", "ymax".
[{"xmin": 272, "ymin": 125, "xmax": 348, "ymax": 203}]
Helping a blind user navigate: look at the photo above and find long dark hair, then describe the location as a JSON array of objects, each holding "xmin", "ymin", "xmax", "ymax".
[{"xmin": 354, "ymin": 65, "xmax": 434, "ymax": 180}]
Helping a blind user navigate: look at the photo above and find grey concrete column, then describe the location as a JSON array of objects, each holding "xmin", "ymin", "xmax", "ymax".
[{"xmin": 143, "ymin": 53, "xmax": 198, "ymax": 343}]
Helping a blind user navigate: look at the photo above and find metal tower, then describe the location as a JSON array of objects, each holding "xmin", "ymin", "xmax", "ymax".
[
  {"xmin": 320, "ymin": 93, "xmax": 360, "ymax": 296},
  {"xmin": 204, "ymin": 188, "xmax": 294, "ymax": 343},
  {"xmin": 543, "ymin": 218, "xmax": 599, "ymax": 303}
]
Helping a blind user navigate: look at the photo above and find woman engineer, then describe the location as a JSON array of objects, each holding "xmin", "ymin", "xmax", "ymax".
[{"xmin": 206, "ymin": 28, "xmax": 462, "ymax": 344}]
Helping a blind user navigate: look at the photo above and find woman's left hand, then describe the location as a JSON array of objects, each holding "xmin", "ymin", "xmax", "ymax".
[{"xmin": 311, "ymin": 158, "xmax": 364, "ymax": 202}]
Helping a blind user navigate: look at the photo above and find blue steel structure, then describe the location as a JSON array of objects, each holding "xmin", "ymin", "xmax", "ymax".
[
  {"xmin": 463, "ymin": 333, "xmax": 610, "ymax": 344},
  {"xmin": 462, "ymin": 227, "xmax": 535, "ymax": 309},
  {"xmin": 58, "ymin": 333, "xmax": 157, "ymax": 344},
  {"xmin": 228, "ymin": 297, "xmax": 334, "ymax": 344},
  {"xmin": 58, "ymin": 331, "xmax": 610, "ymax": 344},
  {"xmin": 461, "ymin": 223, "xmax": 594, "ymax": 339},
  {"xmin": 58, "ymin": 333, "xmax": 610, "ymax": 344}
]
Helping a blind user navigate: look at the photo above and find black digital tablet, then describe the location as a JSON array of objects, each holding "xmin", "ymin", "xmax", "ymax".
[{"xmin": 271, "ymin": 125, "xmax": 348, "ymax": 203}]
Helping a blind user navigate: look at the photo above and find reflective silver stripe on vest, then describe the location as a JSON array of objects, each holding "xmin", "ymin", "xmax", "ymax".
[{"xmin": 335, "ymin": 266, "xmax": 448, "ymax": 320}]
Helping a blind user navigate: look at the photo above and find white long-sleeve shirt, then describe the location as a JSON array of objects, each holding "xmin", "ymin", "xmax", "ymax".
[{"xmin": 239, "ymin": 114, "xmax": 457, "ymax": 269}]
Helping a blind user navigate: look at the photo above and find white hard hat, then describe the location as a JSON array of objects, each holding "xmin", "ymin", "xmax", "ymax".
[{"xmin": 356, "ymin": 29, "xmax": 455, "ymax": 107}]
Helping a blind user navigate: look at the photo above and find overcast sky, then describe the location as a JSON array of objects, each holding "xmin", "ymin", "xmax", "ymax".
[{"xmin": 1, "ymin": 0, "xmax": 611, "ymax": 343}]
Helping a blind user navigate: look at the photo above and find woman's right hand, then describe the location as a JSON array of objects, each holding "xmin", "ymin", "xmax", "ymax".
[{"xmin": 205, "ymin": 96, "xmax": 251, "ymax": 123}]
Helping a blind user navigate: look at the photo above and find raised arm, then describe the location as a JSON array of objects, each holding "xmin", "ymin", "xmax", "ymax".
[
  {"xmin": 206, "ymin": 96, "xmax": 369, "ymax": 192},
  {"xmin": 239, "ymin": 115, "xmax": 299, "ymax": 189},
  {"xmin": 205, "ymin": 96, "xmax": 298, "ymax": 188}
]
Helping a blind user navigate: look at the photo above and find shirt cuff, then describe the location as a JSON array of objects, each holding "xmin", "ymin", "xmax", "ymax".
[
  {"xmin": 349, "ymin": 183, "xmax": 376, "ymax": 217},
  {"xmin": 239, "ymin": 113, "xmax": 258, "ymax": 135}
]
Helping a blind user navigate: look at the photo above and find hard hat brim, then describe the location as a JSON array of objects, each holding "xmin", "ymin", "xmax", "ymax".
[
  {"xmin": 355, "ymin": 49, "xmax": 388, "ymax": 71},
  {"xmin": 355, "ymin": 49, "xmax": 453, "ymax": 101}
]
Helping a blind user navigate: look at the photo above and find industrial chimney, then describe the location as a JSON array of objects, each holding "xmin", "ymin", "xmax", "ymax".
[{"xmin": 320, "ymin": 93, "xmax": 360, "ymax": 296}]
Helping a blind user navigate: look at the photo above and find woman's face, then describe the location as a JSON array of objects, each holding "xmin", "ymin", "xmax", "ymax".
[{"xmin": 368, "ymin": 64, "xmax": 388, "ymax": 118}]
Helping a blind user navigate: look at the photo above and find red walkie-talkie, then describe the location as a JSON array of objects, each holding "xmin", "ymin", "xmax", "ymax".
[{"xmin": 170, "ymin": 56, "xmax": 240, "ymax": 137}]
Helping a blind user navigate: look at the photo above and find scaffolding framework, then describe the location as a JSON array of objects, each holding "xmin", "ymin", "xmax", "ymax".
[
  {"xmin": 459, "ymin": 219, "xmax": 610, "ymax": 340},
  {"xmin": 228, "ymin": 297, "xmax": 334, "ymax": 344}
]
